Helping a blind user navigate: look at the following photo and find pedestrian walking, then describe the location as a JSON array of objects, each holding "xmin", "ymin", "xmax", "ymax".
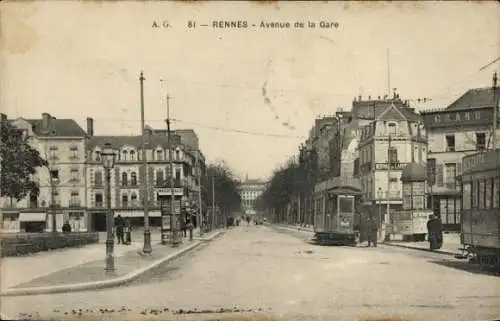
[
  {"xmin": 427, "ymin": 214, "xmax": 443, "ymax": 250},
  {"xmin": 62, "ymin": 221, "xmax": 72, "ymax": 233},
  {"xmin": 186, "ymin": 215, "xmax": 194, "ymax": 241},
  {"xmin": 366, "ymin": 213, "xmax": 378, "ymax": 247},
  {"xmin": 115, "ymin": 214, "xmax": 125, "ymax": 245},
  {"xmin": 124, "ymin": 219, "xmax": 132, "ymax": 245}
]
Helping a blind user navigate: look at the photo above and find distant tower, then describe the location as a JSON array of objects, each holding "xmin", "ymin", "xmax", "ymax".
[{"xmin": 245, "ymin": 173, "xmax": 249, "ymax": 181}]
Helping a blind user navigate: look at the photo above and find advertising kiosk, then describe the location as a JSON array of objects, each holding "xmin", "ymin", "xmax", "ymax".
[{"xmin": 157, "ymin": 187, "xmax": 184, "ymax": 245}]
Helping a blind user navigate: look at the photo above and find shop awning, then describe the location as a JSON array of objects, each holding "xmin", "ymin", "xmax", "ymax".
[
  {"xmin": 19, "ymin": 213, "xmax": 47, "ymax": 222},
  {"xmin": 114, "ymin": 211, "xmax": 161, "ymax": 218}
]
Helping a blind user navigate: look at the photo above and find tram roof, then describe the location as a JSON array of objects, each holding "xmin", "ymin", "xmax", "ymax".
[
  {"xmin": 314, "ymin": 175, "xmax": 362, "ymax": 193},
  {"xmin": 462, "ymin": 149, "xmax": 500, "ymax": 175}
]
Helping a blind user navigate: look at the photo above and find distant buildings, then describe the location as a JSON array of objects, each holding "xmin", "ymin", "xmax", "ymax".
[
  {"xmin": 239, "ymin": 176, "xmax": 267, "ymax": 215},
  {"xmin": 0, "ymin": 113, "xmax": 206, "ymax": 233}
]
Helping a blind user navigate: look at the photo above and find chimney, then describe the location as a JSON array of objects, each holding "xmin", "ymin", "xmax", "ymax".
[
  {"xmin": 86, "ymin": 117, "xmax": 94, "ymax": 136},
  {"xmin": 0, "ymin": 113, "xmax": 7, "ymax": 122},
  {"xmin": 358, "ymin": 95, "xmax": 362, "ymax": 101},
  {"xmin": 41, "ymin": 113, "xmax": 51, "ymax": 131}
]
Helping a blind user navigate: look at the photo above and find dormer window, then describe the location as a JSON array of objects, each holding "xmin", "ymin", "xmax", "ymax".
[
  {"xmin": 95, "ymin": 151, "xmax": 101, "ymax": 161},
  {"xmin": 130, "ymin": 150, "xmax": 136, "ymax": 161},
  {"xmin": 175, "ymin": 149, "xmax": 180, "ymax": 161},
  {"xmin": 122, "ymin": 150, "xmax": 128, "ymax": 161},
  {"xmin": 388, "ymin": 123, "xmax": 397, "ymax": 136}
]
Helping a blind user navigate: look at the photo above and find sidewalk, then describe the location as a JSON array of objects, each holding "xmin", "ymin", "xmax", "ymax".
[
  {"xmin": 384, "ymin": 232, "xmax": 463, "ymax": 256},
  {"xmin": 271, "ymin": 223, "xmax": 462, "ymax": 256},
  {"xmin": 0, "ymin": 229, "xmax": 223, "ymax": 297}
]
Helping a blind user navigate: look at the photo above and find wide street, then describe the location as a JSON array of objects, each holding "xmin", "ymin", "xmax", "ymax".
[{"xmin": 2, "ymin": 225, "xmax": 500, "ymax": 321}]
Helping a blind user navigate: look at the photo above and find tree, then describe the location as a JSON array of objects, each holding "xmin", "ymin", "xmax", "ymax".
[
  {"xmin": 201, "ymin": 161, "xmax": 242, "ymax": 217},
  {"xmin": 0, "ymin": 121, "xmax": 48, "ymax": 202},
  {"xmin": 255, "ymin": 156, "xmax": 303, "ymax": 220}
]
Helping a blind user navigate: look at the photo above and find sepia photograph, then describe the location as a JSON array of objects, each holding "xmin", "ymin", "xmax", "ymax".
[{"xmin": 1, "ymin": 1, "xmax": 500, "ymax": 320}]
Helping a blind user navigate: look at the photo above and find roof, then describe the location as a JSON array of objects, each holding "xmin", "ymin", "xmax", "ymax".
[
  {"xmin": 11, "ymin": 118, "xmax": 86, "ymax": 137},
  {"xmin": 401, "ymin": 163, "xmax": 426, "ymax": 182},
  {"xmin": 352, "ymin": 98, "xmax": 421, "ymax": 122},
  {"xmin": 445, "ymin": 87, "xmax": 498, "ymax": 111},
  {"xmin": 87, "ymin": 133, "xmax": 182, "ymax": 150}
]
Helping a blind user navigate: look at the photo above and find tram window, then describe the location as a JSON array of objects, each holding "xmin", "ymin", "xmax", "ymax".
[
  {"xmin": 495, "ymin": 178, "xmax": 500, "ymax": 209},
  {"xmin": 338, "ymin": 196, "xmax": 354, "ymax": 213},
  {"xmin": 485, "ymin": 178, "xmax": 492, "ymax": 209},
  {"xmin": 463, "ymin": 182, "xmax": 471, "ymax": 210},
  {"xmin": 471, "ymin": 181, "xmax": 477, "ymax": 209},
  {"xmin": 479, "ymin": 180, "xmax": 485, "ymax": 209}
]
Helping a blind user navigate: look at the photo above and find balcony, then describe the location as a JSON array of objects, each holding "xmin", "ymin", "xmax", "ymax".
[
  {"xmin": 69, "ymin": 177, "xmax": 80, "ymax": 184},
  {"xmin": 69, "ymin": 201, "xmax": 82, "ymax": 208},
  {"xmin": 377, "ymin": 190, "xmax": 402, "ymax": 201},
  {"xmin": 94, "ymin": 202, "xmax": 104, "ymax": 208},
  {"xmin": 68, "ymin": 155, "xmax": 79, "ymax": 161}
]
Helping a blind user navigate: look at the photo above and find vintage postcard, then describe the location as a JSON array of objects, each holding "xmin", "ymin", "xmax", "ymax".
[{"xmin": 1, "ymin": 1, "xmax": 500, "ymax": 321}]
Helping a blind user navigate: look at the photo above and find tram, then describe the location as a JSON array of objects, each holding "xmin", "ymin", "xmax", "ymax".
[
  {"xmin": 312, "ymin": 175, "xmax": 363, "ymax": 246},
  {"xmin": 460, "ymin": 150, "xmax": 500, "ymax": 269}
]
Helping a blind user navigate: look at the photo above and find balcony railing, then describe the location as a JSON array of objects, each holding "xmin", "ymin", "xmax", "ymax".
[
  {"xmin": 94, "ymin": 202, "xmax": 104, "ymax": 208},
  {"xmin": 69, "ymin": 201, "xmax": 82, "ymax": 208},
  {"xmin": 377, "ymin": 190, "xmax": 402, "ymax": 200}
]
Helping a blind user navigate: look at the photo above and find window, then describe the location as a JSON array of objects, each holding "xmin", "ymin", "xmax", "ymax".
[
  {"xmin": 70, "ymin": 146, "xmax": 78, "ymax": 159},
  {"xmin": 445, "ymin": 135, "xmax": 455, "ymax": 152},
  {"xmin": 130, "ymin": 150, "xmax": 136, "ymax": 161},
  {"xmin": 70, "ymin": 169, "xmax": 79, "ymax": 182},
  {"xmin": 50, "ymin": 169, "xmax": 59, "ymax": 180},
  {"xmin": 175, "ymin": 169, "xmax": 181, "ymax": 181},
  {"xmin": 49, "ymin": 146, "xmax": 58, "ymax": 159},
  {"xmin": 95, "ymin": 151, "xmax": 101, "ymax": 161},
  {"xmin": 122, "ymin": 195, "xmax": 128, "ymax": 207},
  {"xmin": 156, "ymin": 170, "xmax": 164, "ymax": 186},
  {"xmin": 157, "ymin": 150, "xmax": 163, "ymax": 161},
  {"xmin": 476, "ymin": 132, "xmax": 486, "ymax": 150},
  {"xmin": 388, "ymin": 123, "xmax": 397, "ymax": 135},
  {"xmin": 131, "ymin": 193, "xmax": 138, "ymax": 206},
  {"xmin": 95, "ymin": 193, "xmax": 103, "ymax": 207},
  {"xmin": 122, "ymin": 172, "xmax": 128, "ymax": 186},
  {"xmin": 485, "ymin": 178, "xmax": 492, "ymax": 209},
  {"xmin": 444, "ymin": 163, "xmax": 456, "ymax": 187},
  {"xmin": 122, "ymin": 150, "xmax": 127, "ymax": 161},
  {"xmin": 478, "ymin": 180, "xmax": 485, "ymax": 209},
  {"xmin": 70, "ymin": 191, "xmax": 79, "ymax": 207},
  {"xmin": 94, "ymin": 172, "xmax": 103, "ymax": 186},
  {"xmin": 494, "ymin": 178, "xmax": 500, "ymax": 209},
  {"xmin": 175, "ymin": 150, "xmax": 180, "ymax": 160},
  {"xmin": 131, "ymin": 172, "xmax": 137, "ymax": 186},
  {"xmin": 388, "ymin": 147, "xmax": 398, "ymax": 164}
]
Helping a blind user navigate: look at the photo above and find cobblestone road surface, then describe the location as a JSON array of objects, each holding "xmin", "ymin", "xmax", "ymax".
[{"xmin": 2, "ymin": 225, "xmax": 500, "ymax": 321}]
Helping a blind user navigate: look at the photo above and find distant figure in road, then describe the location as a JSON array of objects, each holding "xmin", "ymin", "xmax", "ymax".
[
  {"xmin": 62, "ymin": 221, "xmax": 71, "ymax": 233},
  {"xmin": 115, "ymin": 214, "xmax": 125, "ymax": 245},
  {"xmin": 181, "ymin": 215, "xmax": 187, "ymax": 237},
  {"xmin": 124, "ymin": 219, "xmax": 132, "ymax": 245},
  {"xmin": 246, "ymin": 215, "xmax": 251, "ymax": 226},
  {"xmin": 186, "ymin": 215, "xmax": 194, "ymax": 241},
  {"xmin": 366, "ymin": 214, "xmax": 378, "ymax": 247},
  {"xmin": 427, "ymin": 215, "xmax": 443, "ymax": 250}
]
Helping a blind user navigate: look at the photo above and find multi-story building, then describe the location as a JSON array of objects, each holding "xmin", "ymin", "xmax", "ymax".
[
  {"xmin": 1, "ymin": 112, "xmax": 88, "ymax": 232},
  {"xmin": 85, "ymin": 118, "xmax": 204, "ymax": 230},
  {"xmin": 354, "ymin": 93, "xmax": 426, "ymax": 217},
  {"xmin": 421, "ymin": 86, "xmax": 499, "ymax": 230},
  {"xmin": 239, "ymin": 176, "xmax": 267, "ymax": 215}
]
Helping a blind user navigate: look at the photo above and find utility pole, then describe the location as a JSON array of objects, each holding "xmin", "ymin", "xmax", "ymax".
[
  {"xmin": 196, "ymin": 151, "xmax": 203, "ymax": 236},
  {"xmin": 211, "ymin": 175, "xmax": 215, "ymax": 230},
  {"xmin": 50, "ymin": 174, "xmax": 57, "ymax": 233},
  {"xmin": 382, "ymin": 134, "xmax": 392, "ymax": 241},
  {"xmin": 140, "ymin": 72, "xmax": 152, "ymax": 254},
  {"xmin": 493, "ymin": 72, "xmax": 498, "ymax": 150},
  {"xmin": 166, "ymin": 94, "xmax": 179, "ymax": 246},
  {"xmin": 387, "ymin": 48, "xmax": 391, "ymax": 98}
]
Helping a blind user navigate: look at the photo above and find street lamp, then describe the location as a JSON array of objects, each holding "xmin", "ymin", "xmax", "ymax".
[
  {"xmin": 377, "ymin": 187, "xmax": 384, "ymax": 240},
  {"xmin": 101, "ymin": 142, "xmax": 117, "ymax": 275}
]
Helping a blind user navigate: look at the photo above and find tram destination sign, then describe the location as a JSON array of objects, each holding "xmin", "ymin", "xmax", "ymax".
[{"xmin": 423, "ymin": 108, "xmax": 499, "ymax": 128}]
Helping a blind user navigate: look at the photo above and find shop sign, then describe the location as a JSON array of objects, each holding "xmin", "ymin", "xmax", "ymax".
[
  {"xmin": 157, "ymin": 188, "xmax": 184, "ymax": 196},
  {"xmin": 424, "ymin": 109, "xmax": 498, "ymax": 127},
  {"xmin": 375, "ymin": 162, "xmax": 409, "ymax": 171}
]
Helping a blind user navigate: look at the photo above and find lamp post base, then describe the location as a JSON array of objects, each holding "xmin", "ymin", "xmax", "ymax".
[
  {"xmin": 142, "ymin": 229, "xmax": 152, "ymax": 254},
  {"xmin": 105, "ymin": 239, "xmax": 115, "ymax": 274}
]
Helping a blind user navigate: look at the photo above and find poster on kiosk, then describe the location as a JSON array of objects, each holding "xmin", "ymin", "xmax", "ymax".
[{"xmin": 157, "ymin": 187, "xmax": 184, "ymax": 244}]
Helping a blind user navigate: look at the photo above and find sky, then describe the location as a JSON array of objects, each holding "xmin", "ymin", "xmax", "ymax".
[{"xmin": 1, "ymin": 1, "xmax": 499, "ymax": 181}]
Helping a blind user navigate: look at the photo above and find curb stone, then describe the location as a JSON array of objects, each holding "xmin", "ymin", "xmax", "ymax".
[
  {"xmin": 382, "ymin": 241, "xmax": 458, "ymax": 257},
  {"xmin": 0, "ymin": 230, "xmax": 224, "ymax": 297}
]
